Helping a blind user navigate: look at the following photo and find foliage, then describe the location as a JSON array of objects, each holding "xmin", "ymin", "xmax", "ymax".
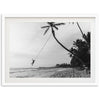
[
  {"xmin": 56, "ymin": 63, "xmax": 70, "ymax": 68},
  {"xmin": 69, "ymin": 32, "xmax": 90, "ymax": 70}
]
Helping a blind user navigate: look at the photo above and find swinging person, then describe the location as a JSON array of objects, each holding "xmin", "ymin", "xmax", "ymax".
[{"xmin": 31, "ymin": 59, "xmax": 35, "ymax": 66}]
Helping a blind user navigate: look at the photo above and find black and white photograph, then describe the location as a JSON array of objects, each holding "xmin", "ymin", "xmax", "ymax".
[
  {"xmin": 2, "ymin": 16, "xmax": 96, "ymax": 85},
  {"xmin": 8, "ymin": 19, "xmax": 91, "ymax": 78}
]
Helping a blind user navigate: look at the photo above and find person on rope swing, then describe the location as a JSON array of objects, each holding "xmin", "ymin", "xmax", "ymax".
[{"xmin": 31, "ymin": 58, "xmax": 35, "ymax": 66}]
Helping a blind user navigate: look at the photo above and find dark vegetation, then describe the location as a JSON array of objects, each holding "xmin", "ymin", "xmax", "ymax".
[
  {"xmin": 55, "ymin": 32, "xmax": 90, "ymax": 72},
  {"xmin": 56, "ymin": 63, "xmax": 70, "ymax": 68},
  {"xmin": 38, "ymin": 63, "xmax": 70, "ymax": 69},
  {"xmin": 69, "ymin": 32, "xmax": 90, "ymax": 71}
]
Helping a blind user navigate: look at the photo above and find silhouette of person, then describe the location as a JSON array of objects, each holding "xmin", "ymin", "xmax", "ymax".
[{"xmin": 31, "ymin": 59, "xmax": 35, "ymax": 66}]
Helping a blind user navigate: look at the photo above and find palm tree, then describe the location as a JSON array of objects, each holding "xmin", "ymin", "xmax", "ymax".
[{"xmin": 41, "ymin": 22, "xmax": 86, "ymax": 67}]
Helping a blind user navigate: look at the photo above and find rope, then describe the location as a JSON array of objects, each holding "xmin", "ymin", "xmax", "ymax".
[{"xmin": 34, "ymin": 34, "xmax": 52, "ymax": 60}]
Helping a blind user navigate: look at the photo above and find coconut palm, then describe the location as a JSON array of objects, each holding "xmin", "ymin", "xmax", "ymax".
[{"xmin": 41, "ymin": 22, "xmax": 86, "ymax": 67}]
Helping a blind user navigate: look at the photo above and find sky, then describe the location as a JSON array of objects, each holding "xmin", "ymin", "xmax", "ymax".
[{"xmin": 8, "ymin": 21, "xmax": 91, "ymax": 68}]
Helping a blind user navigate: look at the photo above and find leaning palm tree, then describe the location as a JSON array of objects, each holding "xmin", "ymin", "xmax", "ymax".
[{"xmin": 41, "ymin": 22, "xmax": 86, "ymax": 67}]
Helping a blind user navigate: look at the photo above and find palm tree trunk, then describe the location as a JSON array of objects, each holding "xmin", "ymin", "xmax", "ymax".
[
  {"xmin": 51, "ymin": 28, "xmax": 86, "ymax": 67},
  {"xmin": 76, "ymin": 22, "xmax": 84, "ymax": 36},
  {"xmin": 76, "ymin": 22, "xmax": 89, "ymax": 44},
  {"xmin": 77, "ymin": 22, "xmax": 90, "ymax": 50}
]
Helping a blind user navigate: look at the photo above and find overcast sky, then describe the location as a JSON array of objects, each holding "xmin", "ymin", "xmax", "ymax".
[{"xmin": 8, "ymin": 21, "xmax": 90, "ymax": 68}]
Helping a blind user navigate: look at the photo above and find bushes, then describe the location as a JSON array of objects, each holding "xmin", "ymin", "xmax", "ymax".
[
  {"xmin": 56, "ymin": 63, "xmax": 70, "ymax": 68},
  {"xmin": 69, "ymin": 32, "xmax": 90, "ymax": 70}
]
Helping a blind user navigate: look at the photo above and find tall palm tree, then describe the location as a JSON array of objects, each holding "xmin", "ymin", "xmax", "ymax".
[{"xmin": 41, "ymin": 22, "xmax": 86, "ymax": 67}]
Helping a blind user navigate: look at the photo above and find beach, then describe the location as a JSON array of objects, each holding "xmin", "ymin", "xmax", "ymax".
[{"xmin": 10, "ymin": 67, "xmax": 90, "ymax": 78}]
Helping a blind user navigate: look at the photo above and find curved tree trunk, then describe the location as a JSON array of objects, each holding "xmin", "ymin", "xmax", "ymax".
[{"xmin": 51, "ymin": 27, "xmax": 86, "ymax": 67}]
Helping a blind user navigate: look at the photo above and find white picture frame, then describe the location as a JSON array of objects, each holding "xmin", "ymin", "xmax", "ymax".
[{"xmin": 1, "ymin": 14, "xmax": 98, "ymax": 86}]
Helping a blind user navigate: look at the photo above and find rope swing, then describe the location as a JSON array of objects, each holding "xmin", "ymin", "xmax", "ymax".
[{"xmin": 31, "ymin": 34, "xmax": 52, "ymax": 66}]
